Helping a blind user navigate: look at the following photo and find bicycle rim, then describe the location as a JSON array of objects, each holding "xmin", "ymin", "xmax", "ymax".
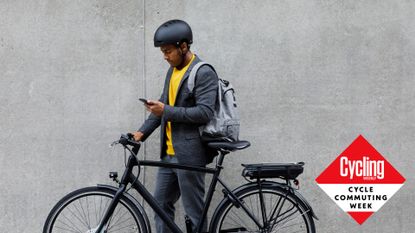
[
  {"xmin": 44, "ymin": 188, "xmax": 145, "ymax": 233},
  {"xmin": 214, "ymin": 188, "xmax": 314, "ymax": 233}
]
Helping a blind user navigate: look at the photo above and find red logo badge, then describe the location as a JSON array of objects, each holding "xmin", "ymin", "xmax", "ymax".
[{"xmin": 315, "ymin": 135, "xmax": 405, "ymax": 224}]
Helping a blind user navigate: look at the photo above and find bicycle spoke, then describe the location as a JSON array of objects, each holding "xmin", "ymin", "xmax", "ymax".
[
  {"xmin": 93, "ymin": 195, "xmax": 99, "ymax": 225},
  {"xmin": 215, "ymin": 188, "xmax": 313, "ymax": 233},
  {"xmin": 44, "ymin": 187, "xmax": 146, "ymax": 233},
  {"xmin": 268, "ymin": 193, "xmax": 282, "ymax": 222},
  {"xmin": 55, "ymin": 219, "xmax": 83, "ymax": 233},
  {"xmin": 86, "ymin": 196, "xmax": 91, "ymax": 228},
  {"xmin": 58, "ymin": 212, "xmax": 86, "ymax": 232},
  {"xmin": 226, "ymin": 210, "xmax": 256, "ymax": 231},
  {"xmin": 98, "ymin": 196, "xmax": 103, "ymax": 223},
  {"xmin": 54, "ymin": 223, "xmax": 83, "ymax": 233},
  {"xmin": 105, "ymin": 203, "xmax": 123, "ymax": 231},
  {"xmin": 271, "ymin": 205, "xmax": 309, "ymax": 232},
  {"xmin": 74, "ymin": 198, "xmax": 91, "ymax": 229},
  {"xmin": 273, "ymin": 204, "xmax": 298, "ymax": 224},
  {"xmin": 108, "ymin": 207, "xmax": 131, "ymax": 229},
  {"xmin": 77, "ymin": 197, "xmax": 90, "ymax": 228},
  {"xmin": 107, "ymin": 208, "xmax": 122, "ymax": 229},
  {"xmin": 107, "ymin": 219, "xmax": 138, "ymax": 232},
  {"xmin": 255, "ymin": 193, "xmax": 260, "ymax": 224},
  {"xmin": 243, "ymin": 194, "xmax": 260, "ymax": 228},
  {"xmin": 99, "ymin": 196, "xmax": 111, "ymax": 224},
  {"xmin": 64, "ymin": 205, "xmax": 90, "ymax": 230},
  {"xmin": 109, "ymin": 209, "xmax": 139, "ymax": 232}
]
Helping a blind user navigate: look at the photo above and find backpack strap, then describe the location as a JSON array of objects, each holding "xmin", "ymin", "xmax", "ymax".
[{"xmin": 187, "ymin": 62, "xmax": 215, "ymax": 94}]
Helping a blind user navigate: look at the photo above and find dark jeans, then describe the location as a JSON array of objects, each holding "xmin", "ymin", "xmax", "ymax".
[{"xmin": 154, "ymin": 155, "xmax": 207, "ymax": 233}]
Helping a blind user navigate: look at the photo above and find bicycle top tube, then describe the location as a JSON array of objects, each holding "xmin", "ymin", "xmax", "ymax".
[{"xmin": 138, "ymin": 160, "xmax": 217, "ymax": 174}]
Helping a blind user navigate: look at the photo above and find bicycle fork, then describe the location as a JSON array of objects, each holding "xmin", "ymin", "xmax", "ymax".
[
  {"xmin": 94, "ymin": 155, "xmax": 137, "ymax": 233},
  {"xmin": 93, "ymin": 184, "xmax": 127, "ymax": 233}
]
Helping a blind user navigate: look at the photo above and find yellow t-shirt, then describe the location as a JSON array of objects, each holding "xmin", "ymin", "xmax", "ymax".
[{"xmin": 165, "ymin": 54, "xmax": 195, "ymax": 155}]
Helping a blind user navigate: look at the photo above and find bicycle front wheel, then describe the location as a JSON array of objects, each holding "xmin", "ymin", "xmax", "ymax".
[
  {"xmin": 43, "ymin": 186, "xmax": 148, "ymax": 233},
  {"xmin": 210, "ymin": 184, "xmax": 315, "ymax": 233}
]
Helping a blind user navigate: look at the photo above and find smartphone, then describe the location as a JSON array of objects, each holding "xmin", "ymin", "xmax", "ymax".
[{"xmin": 139, "ymin": 98, "xmax": 149, "ymax": 104}]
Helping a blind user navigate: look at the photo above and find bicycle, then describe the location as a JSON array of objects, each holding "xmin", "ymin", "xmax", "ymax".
[{"xmin": 43, "ymin": 134, "xmax": 318, "ymax": 233}]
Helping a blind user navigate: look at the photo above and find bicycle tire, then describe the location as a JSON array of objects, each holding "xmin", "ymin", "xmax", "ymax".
[
  {"xmin": 209, "ymin": 184, "xmax": 315, "ymax": 233},
  {"xmin": 43, "ymin": 186, "xmax": 149, "ymax": 233}
]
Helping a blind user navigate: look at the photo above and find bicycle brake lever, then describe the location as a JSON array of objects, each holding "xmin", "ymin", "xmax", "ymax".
[{"xmin": 109, "ymin": 140, "xmax": 119, "ymax": 148}]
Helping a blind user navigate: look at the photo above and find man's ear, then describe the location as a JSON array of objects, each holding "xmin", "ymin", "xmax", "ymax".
[{"xmin": 180, "ymin": 42, "xmax": 189, "ymax": 53}]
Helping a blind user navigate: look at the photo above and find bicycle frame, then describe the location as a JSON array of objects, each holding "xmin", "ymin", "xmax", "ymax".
[{"xmin": 95, "ymin": 149, "xmax": 265, "ymax": 233}]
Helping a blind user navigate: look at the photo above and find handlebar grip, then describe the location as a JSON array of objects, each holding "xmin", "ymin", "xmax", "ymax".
[
  {"xmin": 119, "ymin": 134, "xmax": 141, "ymax": 151},
  {"xmin": 127, "ymin": 133, "xmax": 134, "ymax": 140}
]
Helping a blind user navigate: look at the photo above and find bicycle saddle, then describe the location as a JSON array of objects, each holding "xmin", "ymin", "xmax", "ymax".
[{"xmin": 207, "ymin": 140, "xmax": 251, "ymax": 152}]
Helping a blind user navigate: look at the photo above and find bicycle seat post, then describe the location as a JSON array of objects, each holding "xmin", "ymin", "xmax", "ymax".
[{"xmin": 216, "ymin": 149, "xmax": 229, "ymax": 168}]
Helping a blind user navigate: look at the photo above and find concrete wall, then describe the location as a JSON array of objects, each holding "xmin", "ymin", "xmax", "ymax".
[{"xmin": 1, "ymin": 0, "xmax": 414, "ymax": 232}]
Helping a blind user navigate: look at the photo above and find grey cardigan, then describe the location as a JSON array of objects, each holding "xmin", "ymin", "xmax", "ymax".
[{"xmin": 138, "ymin": 55, "xmax": 218, "ymax": 166}]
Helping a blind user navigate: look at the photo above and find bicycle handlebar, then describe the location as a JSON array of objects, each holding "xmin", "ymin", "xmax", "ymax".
[{"xmin": 112, "ymin": 134, "xmax": 141, "ymax": 154}]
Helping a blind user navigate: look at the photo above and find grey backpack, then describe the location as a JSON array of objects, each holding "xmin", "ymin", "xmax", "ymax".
[{"xmin": 188, "ymin": 62, "xmax": 240, "ymax": 142}]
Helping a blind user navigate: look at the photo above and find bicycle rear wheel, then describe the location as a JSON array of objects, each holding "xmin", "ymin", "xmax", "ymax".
[
  {"xmin": 210, "ymin": 184, "xmax": 315, "ymax": 233},
  {"xmin": 43, "ymin": 186, "xmax": 148, "ymax": 233}
]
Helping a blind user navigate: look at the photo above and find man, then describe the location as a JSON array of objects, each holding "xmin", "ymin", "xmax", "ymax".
[{"xmin": 131, "ymin": 19, "xmax": 218, "ymax": 233}]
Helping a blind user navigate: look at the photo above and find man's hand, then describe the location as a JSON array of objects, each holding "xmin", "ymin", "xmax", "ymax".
[
  {"xmin": 132, "ymin": 131, "xmax": 144, "ymax": 142},
  {"xmin": 145, "ymin": 100, "xmax": 165, "ymax": 117}
]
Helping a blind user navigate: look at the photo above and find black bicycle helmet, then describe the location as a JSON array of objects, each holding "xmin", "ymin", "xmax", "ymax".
[{"xmin": 154, "ymin": 19, "xmax": 193, "ymax": 47}]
